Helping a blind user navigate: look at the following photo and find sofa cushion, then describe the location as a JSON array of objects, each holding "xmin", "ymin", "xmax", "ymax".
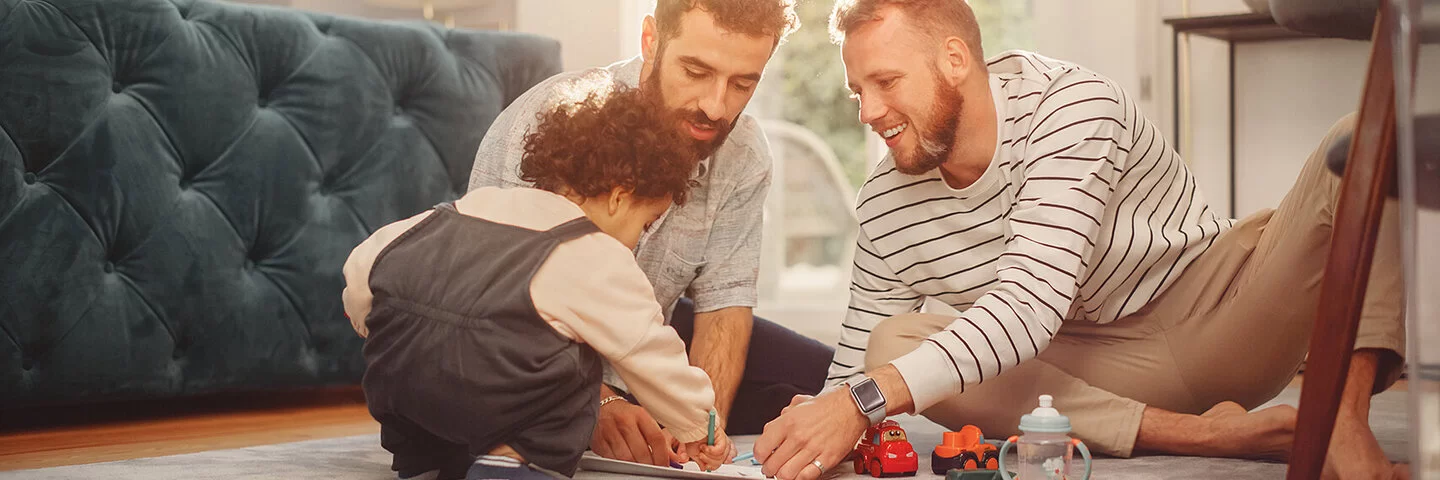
[{"xmin": 0, "ymin": 0, "xmax": 560, "ymax": 407}]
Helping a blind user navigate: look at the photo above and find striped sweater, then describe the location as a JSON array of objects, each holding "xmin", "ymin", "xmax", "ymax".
[{"xmin": 829, "ymin": 50, "xmax": 1237, "ymax": 412}]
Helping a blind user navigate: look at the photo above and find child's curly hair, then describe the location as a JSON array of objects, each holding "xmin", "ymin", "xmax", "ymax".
[{"xmin": 520, "ymin": 84, "xmax": 700, "ymax": 206}]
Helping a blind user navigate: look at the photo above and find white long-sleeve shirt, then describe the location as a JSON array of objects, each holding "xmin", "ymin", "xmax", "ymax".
[
  {"xmin": 343, "ymin": 187, "xmax": 716, "ymax": 443},
  {"xmin": 828, "ymin": 50, "xmax": 1235, "ymax": 412}
]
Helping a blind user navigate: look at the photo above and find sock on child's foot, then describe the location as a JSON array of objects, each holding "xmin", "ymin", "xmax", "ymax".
[{"xmin": 465, "ymin": 455, "xmax": 556, "ymax": 480}]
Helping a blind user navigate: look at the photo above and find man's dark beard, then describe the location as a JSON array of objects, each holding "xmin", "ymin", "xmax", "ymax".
[
  {"xmin": 642, "ymin": 56, "xmax": 736, "ymax": 160},
  {"xmin": 894, "ymin": 69, "xmax": 964, "ymax": 175}
]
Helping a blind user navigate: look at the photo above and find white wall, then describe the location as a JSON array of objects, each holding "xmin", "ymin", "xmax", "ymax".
[
  {"xmin": 1030, "ymin": 0, "xmax": 1440, "ymax": 220},
  {"xmin": 515, "ymin": 0, "xmax": 634, "ymax": 71},
  {"xmin": 1237, "ymin": 41, "xmax": 1440, "ymax": 215},
  {"xmin": 1158, "ymin": 1, "xmax": 1249, "ymax": 217},
  {"xmin": 618, "ymin": 0, "xmax": 652, "ymax": 62},
  {"xmin": 1154, "ymin": 0, "xmax": 1440, "ymax": 218},
  {"xmin": 228, "ymin": 0, "xmax": 645, "ymax": 69},
  {"xmin": 1233, "ymin": 39, "xmax": 1369, "ymax": 216},
  {"xmin": 1031, "ymin": 0, "xmax": 1148, "ymax": 110},
  {"xmin": 1027, "ymin": 0, "xmax": 1242, "ymax": 215}
]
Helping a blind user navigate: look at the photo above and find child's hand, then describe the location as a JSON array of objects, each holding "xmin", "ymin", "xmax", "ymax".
[{"xmin": 684, "ymin": 429, "xmax": 735, "ymax": 472}]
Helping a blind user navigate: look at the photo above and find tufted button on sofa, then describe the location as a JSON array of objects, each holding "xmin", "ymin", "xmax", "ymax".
[{"xmin": 0, "ymin": 0, "xmax": 561, "ymax": 408}]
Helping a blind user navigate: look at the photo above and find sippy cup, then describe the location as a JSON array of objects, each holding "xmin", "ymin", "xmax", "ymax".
[{"xmin": 998, "ymin": 395, "xmax": 1092, "ymax": 480}]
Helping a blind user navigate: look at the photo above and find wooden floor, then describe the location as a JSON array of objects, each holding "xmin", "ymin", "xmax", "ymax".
[{"xmin": 0, "ymin": 387, "xmax": 379, "ymax": 471}]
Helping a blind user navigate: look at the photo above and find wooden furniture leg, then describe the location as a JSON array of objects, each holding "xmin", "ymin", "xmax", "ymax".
[{"xmin": 1285, "ymin": 2, "xmax": 1399, "ymax": 479}]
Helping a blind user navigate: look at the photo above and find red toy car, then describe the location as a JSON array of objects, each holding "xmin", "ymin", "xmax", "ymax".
[{"xmin": 853, "ymin": 420, "xmax": 919, "ymax": 477}]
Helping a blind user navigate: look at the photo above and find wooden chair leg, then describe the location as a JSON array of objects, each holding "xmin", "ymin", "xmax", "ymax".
[{"xmin": 1285, "ymin": 3, "xmax": 1400, "ymax": 479}]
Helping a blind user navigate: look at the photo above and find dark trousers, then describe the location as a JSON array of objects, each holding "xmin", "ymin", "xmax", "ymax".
[
  {"xmin": 378, "ymin": 414, "xmax": 475, "ymax": 479},
  {"xmin": 667, "ymin": 298, "xmax": 835, "ymax": 435}
]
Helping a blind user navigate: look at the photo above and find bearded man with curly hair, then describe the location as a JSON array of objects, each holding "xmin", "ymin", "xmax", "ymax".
[{"xmin": 463, "ymin": 0, "xmax": 838, "ymax": 468}]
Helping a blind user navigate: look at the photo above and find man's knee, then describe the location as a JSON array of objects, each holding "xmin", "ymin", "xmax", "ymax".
[
  {"xmin": 864, "ymin": 313, "xmax": 952, "ymax": 371},
  {"xmin": 1317, "ymin": 112, "xmax": 1358, "ymax": 177}
]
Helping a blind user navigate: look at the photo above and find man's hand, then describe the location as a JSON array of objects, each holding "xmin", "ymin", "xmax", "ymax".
[
  {"xmin": 591, "ymin": 398, "xmax": 679, "ymax": 466},
  {"xmin": 753, "ymin": 390, "xmax": 868, "ymax": 480},
  {"xmin": 756, "ymin": 366, "xmax": 915, "ymax": 480},
  {"xmin": 780, "ymin": 394, "xmax": 813, "ymax": 416}
]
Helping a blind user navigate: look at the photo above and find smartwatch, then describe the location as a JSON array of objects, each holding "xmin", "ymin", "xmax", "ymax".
[{"xmin": 846, "ymin": 375, "xmax": 887, "ymax": 425}]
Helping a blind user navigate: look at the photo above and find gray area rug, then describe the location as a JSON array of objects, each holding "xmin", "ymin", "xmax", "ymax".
[{"xmin": 1, "ymin": 387, "xmax": 1409, "ymax": 480}]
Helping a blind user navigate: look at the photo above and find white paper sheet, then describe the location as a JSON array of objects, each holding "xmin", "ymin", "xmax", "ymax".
[{"xmin": 577, "ymin": 452, "xmax": 768, "ymax": 479}]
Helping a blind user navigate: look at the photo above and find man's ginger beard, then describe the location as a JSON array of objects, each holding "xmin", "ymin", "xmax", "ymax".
[{"xmin": 893, "ymin": 67, "xmax": 965, "ymax": 176}]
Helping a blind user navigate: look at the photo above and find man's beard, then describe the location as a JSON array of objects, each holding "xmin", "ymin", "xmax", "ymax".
[
  {"xmin": 642, "ymin": 57, "xmax": 736, "ymax": 161},
  {"xmin": 893, "ymin": 70, "xmax": 964, "ymax": 175}
]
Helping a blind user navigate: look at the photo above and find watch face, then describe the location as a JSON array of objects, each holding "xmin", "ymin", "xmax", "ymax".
[{"xmin": 854, "ymin": 380, "xmax": 885, "ymax": 412}]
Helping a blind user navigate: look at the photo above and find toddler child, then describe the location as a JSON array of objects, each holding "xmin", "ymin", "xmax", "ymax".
[{"xmin": 342, "ymin": 84, "xmax": 733, "ymax": 480}]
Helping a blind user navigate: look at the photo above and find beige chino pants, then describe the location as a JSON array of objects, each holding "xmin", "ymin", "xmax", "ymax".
[{"xmin": 864, "ymin": 114, "xmax": 1407, "ymax": 457}]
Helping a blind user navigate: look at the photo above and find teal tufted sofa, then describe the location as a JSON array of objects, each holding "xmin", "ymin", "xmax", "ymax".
[{"xmin": 0, "ymin": 0, "xmax": 560, "ymax": 408}]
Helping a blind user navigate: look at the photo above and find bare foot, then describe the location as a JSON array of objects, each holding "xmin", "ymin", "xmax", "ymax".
[
  {"xmin": 1197, "ymin": 401, "xmax": 1297, "ymax": 461},
  {"xmin": 1321, "ymin": 409, "xmax": 1403, "ymax": 480}
]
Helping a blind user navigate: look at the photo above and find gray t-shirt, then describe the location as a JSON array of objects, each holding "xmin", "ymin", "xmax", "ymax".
[{"xmin": 468, "ymin": 55, "xmax": 772, "ymax": 324}]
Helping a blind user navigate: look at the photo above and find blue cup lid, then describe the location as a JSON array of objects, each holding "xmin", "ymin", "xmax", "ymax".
[{"xmin": 1018, "ymin": 394, "xmax": 1073, "ymax": 433}]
